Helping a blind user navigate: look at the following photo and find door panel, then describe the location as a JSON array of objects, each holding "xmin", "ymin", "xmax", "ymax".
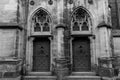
[
  {"xmin": 33, "ymin": 38, "xmax": 50, "ymax": 72},
  {"xmin": 72, "ymin": 37, "xmax": 91, "ymax": 72}
]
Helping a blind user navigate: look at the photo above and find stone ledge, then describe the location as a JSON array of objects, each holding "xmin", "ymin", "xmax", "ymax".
[
  {"xmin": 97, "ymin": 21, "xmax": 111, "ymax": 29},
  {"xmin": 0, "ymin": 23, "xmax": 23, "ymax": 30},
  {"xmin": 0, "ymin": 59, "xmax": 22, "ymax": 65}
]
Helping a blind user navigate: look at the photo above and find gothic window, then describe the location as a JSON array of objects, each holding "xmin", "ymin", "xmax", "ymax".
[
  {"xmin": 34, "ymin": 23, "xmax": 41, "ymax": 32},
  {"xmin": 71, "ymin": 8, "xmax": 92, "ymax": 33},
  {"xmin": 73, "ymin": 22, "xmax": 80, "ymax": 31},
  {"xmin": 81, "ymin": 22, "xmax": 89, "ymax": 31},
  {"xmin": 43, "ymin": 22, "xmax": 50, "ymax": 31},
  {"xmin": 32, "ymin": 9, "xmax": 51, "ymax": 34}
]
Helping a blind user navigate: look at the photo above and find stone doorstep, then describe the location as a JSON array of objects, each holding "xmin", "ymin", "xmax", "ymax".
[
  {"xmin": 65, "ymin": 76, "xmax": 101, "ymax": 80},
  {"xmin": 23, "ymin": 76, "xmax": 57, "ymax": 80},
  {"xmin": 24, "ymin": 76, "xmax": 57, "ymax": 78},
  {"xmin": 102, "ymin": 77, "xmax": 118, "ymax": 80},
  {"xmin": 71, "ymin": 72, "xmax": 96, "ymax": 76},
  {"xmin": 27, "ymin": 72, "xmax": 52, "ymax": 76},
  {"xmin": 0, "ymin": 76, "xmax": 21, "ymax": 80},
  {"xmin": 65, "ymin": 76, "xmax": 101, "ymax": 78}
]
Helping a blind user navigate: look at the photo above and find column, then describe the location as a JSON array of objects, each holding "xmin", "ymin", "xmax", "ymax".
[
  {"xmin": 97, "ymin": 23, "xmax": 114, "ymax": 77},
  {"xmin": 55, "ymin": 26, "xmax": 68, "ymax": 80},
  {"xmin": 56, "ymin": 26, "xmax": 65, "ymax": 60},
  {"xmin": 98, "ymin": 23, "xmax": 113, "ymax": 69},
  {"xmin": 98, "ymin": 23, "xmax": 112, "ymax": 58}
]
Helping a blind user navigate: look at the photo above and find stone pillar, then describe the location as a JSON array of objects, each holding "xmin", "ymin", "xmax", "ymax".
[
  {"xmin": 55, "ymin": 26, "xmax": 68, "ymax": 80},
  {"xmin": 98, "ymin": 23, "xmax": 112, "ymax": 58},
  {"xmin": 97, "ymin": 23, "xmax": 114, "ymax": 77},
  {"xmin": 56, "ymin": 26, "xmax": 65, "ymax": 60}
]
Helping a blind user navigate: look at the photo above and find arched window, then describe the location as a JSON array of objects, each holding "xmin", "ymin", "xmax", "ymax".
[
  {"xmin": 73, "ymin": 22, "xmax": 80, "ymax": 31},
  {"xmin": 71, "ymin": 7, "xmax": 92, "ymax": 34},
  {"xmin": 81, "ymin": 22, "xmax": 89, "ymax": 31},
  {"xmin": 31, "ymin": 9, "xmax": 51, "ymax": 35}
]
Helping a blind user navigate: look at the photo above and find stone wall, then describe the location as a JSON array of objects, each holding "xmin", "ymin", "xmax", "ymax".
[
  {"xmin": 0, "ymin": 29, "xmax": 17, "ymax": 57},
  {"xmin": 0, "ymin": 0, "xmax": 25, "ymax": 79},
  {"xmin": 0, "ymin": 0, "xmax": 115, "ymax": 78},
  {"xmin": 108, "ymin": 0, "xmax": 120, "ymax": 29},
  {"xmin": 0, "ymin": 0, "xmax": 18, "ymax": 23},
  {"xmin": 25, "ymin": 0, "xmax": 112, "ymax": 72},
  {"xmin": 108, "ymin": 0, "xmax": 118, "ymax": 29}
]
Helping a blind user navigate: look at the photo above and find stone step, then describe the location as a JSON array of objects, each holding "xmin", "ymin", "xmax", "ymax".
[
  {"xmin": 65, "ymin": 76, "xmax": 101, "ymax": 80},
  {"xmin": 27, "ymin": 72, "xmax": 52, "ymax": 76},
  {"xmin": 23, "ymin": 76, "xmax": 101, "ymax": 80},
  {"xmin": 71, "ymin": 72, "xmax": 96, "ymax": 76},
  {"xmin": 23, "ymin": 76, "xmax": 57, "ymax": 80}
]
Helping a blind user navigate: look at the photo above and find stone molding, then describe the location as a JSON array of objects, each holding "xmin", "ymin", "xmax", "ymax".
[
  {"xmin": 97, "ymin": 21, "xmax": 112, "ymax": 29},
  {"xmin": 0, "ymin": 23, "xmax": 23, "ymax": 30}
]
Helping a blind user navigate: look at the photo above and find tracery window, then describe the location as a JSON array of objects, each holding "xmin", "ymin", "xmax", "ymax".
[
  {"xmin": 31, "ymin": 9, "xmax": 51, "ymax": 35},
  {"xmin": 71, "ymin": 8, "xmax": 92, "ymax": 33}
]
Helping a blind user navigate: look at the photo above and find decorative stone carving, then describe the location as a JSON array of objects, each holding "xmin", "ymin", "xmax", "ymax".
[
  {"xmin": 31, "ymin": 8, "xmax": 52, "ymax": 35},
  {"xmin": 71, "ymin": 8, "xmax": 92, "ymax": 32}
]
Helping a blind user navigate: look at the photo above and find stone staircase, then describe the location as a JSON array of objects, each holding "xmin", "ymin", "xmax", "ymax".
[
  {"xmin": 65, "ymin": 72, "xmax": 101, "ymax": 80},
  {"xmin": 23, "ymin": 72, "xmax": 57, "ymax": 80},
  {"xmin": 23, "ymin": 72, "xmax": 101, "ymax": 80}
]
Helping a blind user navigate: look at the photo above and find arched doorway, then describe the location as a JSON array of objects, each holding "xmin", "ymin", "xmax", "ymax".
[
  {"xmin": 71, "ymin": 7, "xmax": 92, "ymax": 72},
  {"xmin": 28, "ymin": 8, "xmax": 52, "ymax": 72}
]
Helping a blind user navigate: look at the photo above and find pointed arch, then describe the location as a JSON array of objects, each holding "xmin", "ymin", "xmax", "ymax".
[
  {"xmin": 30, "ymin": 7, "xmax": 52, "ymax": 34},
  {"xmin": 31, "ymin": 7, "xmax": 52, "ymax": 22},
  {"xmin": 71, "ymin": 6, "xmax": 93, "ymax": 32}
]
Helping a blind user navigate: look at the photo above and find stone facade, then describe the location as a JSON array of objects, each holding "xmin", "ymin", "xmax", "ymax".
[{"xmin": 0, "ymin": 0, "xmax": 119, "ymax": 80}]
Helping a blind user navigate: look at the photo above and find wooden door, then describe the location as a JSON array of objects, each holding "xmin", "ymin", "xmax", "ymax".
[
  {"xmin": 72, "ymin": 37, "xmax": 91, "ymax": 72},
  {"xmin": 33, "ymin": 37, "xmax": 50, "ymax": 72}
]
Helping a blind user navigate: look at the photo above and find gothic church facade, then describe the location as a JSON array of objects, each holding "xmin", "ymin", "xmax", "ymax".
[{"xmin": 0, "ymin": 0, "xmax": 119, "ymax": 80}]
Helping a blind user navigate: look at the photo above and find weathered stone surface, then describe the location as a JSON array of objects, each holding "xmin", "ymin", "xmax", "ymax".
[
  {"xmin": 113, "ymin": 37, "xmax": 120, "ymax": 56},
  {"xmin": 0, "ymin": 65, "xmax": 16, "ymax": 72},
  {"xmin": 0, "ymin": 0, "xmax": 116, "ymax": 79},
  {"xmin": 0, "ymin": 59, "xmax": 22, "ymax": 79},
  {"xmin": 26, "ymin": 0, "xmax": 111, "ymax": 71},
  {"xmin": 0, "ymin": 0, "xmax": 18, "ymax": 23},
  {"xmin": 65, "ymin": 76, "xmax": 101, "ymax": 80},
  {"xmin": 4, "ymin": 72, "xmax": 20, "ymax": 78},
  {"xmin": 0, "ymin": 29, "xmax": 16, "ymax": 57},
  {"xmin": 23, "ymin": 76, "xmax": 57, "ymax": 80}
]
